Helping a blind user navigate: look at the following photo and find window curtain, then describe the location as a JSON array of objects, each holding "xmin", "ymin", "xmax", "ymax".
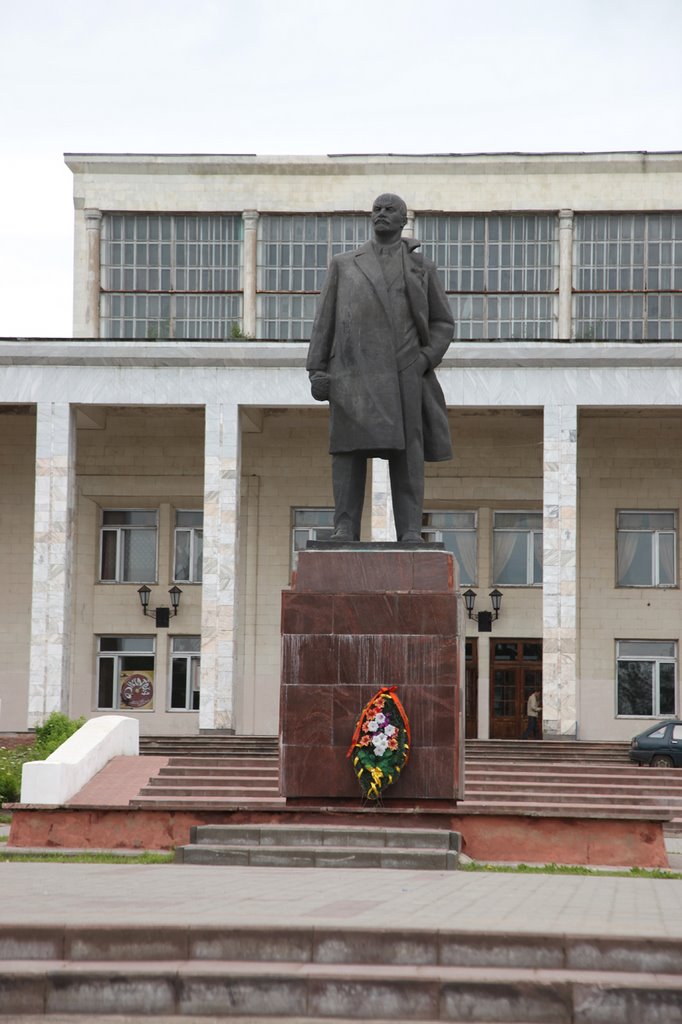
[{"xmin": 617, "ymin": 532, "xmax": 639, "ymax": 584}]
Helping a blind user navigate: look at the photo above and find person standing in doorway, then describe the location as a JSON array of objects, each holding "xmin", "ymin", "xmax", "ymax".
[{"xmin": 523, "ymin": 689, "xmax": 542, "ymax": 739}]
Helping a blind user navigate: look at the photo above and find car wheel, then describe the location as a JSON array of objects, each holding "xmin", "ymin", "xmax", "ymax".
[{"xmin": 651, "ymin": 754, "xmax": 674, "ymax": 768}]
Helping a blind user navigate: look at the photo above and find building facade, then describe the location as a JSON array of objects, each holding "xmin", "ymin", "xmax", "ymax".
[{"xmin": 2, "ymin": 152, "xmax": 682, "ymax": 743}]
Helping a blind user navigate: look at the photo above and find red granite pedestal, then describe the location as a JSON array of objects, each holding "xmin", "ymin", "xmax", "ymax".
[{"xmin": 280, "ymin": 547, "xmax": 463, "ymax": 804}]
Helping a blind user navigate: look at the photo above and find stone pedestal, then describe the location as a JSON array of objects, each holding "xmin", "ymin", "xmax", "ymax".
[{"xmin": 280, "ymin": 548, "xmax": 463, "ymax": 802}]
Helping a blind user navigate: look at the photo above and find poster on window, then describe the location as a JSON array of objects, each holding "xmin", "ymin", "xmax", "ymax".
[{"xmin": 120, "ymin": 670, "xmax": 154, "ymax": 710}]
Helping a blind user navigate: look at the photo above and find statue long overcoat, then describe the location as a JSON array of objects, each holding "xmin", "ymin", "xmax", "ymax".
[{"xmin": 306, "ymin": 238, "xmax": 454, "ymax": 460}]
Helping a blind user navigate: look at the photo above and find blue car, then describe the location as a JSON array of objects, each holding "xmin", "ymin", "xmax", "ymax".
[{"xmin": 629, "ymin": 720, "xmax": 682, "ymax": 767}]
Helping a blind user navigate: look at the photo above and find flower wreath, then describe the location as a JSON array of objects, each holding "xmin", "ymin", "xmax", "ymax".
[{"xmin": 346, "ymin": 686, "xmax": 411, "ymax": 801}]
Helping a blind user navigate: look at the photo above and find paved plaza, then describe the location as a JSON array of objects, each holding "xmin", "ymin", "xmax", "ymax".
[{"xmin": 1, "ymin": 860, "xmax": 682, "ymax": 938}]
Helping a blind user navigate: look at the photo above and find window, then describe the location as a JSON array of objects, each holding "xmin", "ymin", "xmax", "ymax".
[
  {"xmin": 493, "ymin": 511, "xmax": 543, "ymax": 585},
  {"xmin": 174, "ymin": 510, "xmax": 203, "ymax": 583},
  {"xmin": 617, "ymin": 640, "xmax": 676, "ymax": 717},
  {"xmin": 100, "ymin": 510, "xmax": 157, "ymax": 583},
  {"xmin": 170, "ymin": 636, "xmax": 200, "ymax": 710},
  {"xmin": 617, "ymin": 511, "xmax": 676, "ymax": 587},
  {"xmin": 100, "ymin": 214, "xmax": 243, "ymax": 339},
  {"xmin": 97, "ymin": 636, "xmax": 155, "ymax": 710},
  {"xmin": 417, "ymin": 214, "xmax": 558, "ymax": 340},
  {"xmin": 575, "ymin": 214, "xmax": 682, "ymax": 340},
  {"xmin": 422, "ymin": 511, "xmax": 477, "ymax": 585},
  {"xmin": 257, "ymin": 215, "xmax": 371, "ymax": 339},
  {"xmin": 292, "ymin": 508, "xmax": 334, "ymax": 565}
]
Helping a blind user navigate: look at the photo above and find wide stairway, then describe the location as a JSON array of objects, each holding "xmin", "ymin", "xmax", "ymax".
[
  {"xmin": 136, "ymin": 736, "xmax": 682, "ymax": 827},
  {"xmin": 2, "ymin": 919, "xmax": 681, "ymax": 1021}
]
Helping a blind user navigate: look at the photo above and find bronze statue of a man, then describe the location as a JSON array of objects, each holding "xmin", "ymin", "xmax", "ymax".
[{"xmin": 307, "ymin": 193, "xmax": 454, "ymax": 542}]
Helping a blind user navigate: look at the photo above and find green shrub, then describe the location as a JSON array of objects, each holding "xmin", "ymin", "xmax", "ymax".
[
  {"xmin": 33, "ymin": 712, "xmax": 85, "ymax": 757},
  {"xmin": 0, "ymin": 712, "xmax": 86, "ymax": 806}
]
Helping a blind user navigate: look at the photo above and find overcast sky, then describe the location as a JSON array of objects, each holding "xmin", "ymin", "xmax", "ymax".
[{"xmin": 2, "ymin": 0, "xmax": 681, "ymax": 337}]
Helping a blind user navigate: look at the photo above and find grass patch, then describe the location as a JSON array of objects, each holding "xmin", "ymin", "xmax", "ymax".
[
  {"xmin": 0, "ymin": 813, "xmax": 12, "ymax": 824},
  {"xmin": 0, "ymin": 851, "xmax": 174, "ymax": 864},
  {"xmin": 459, "ymin": 860, "xmax": 682, "ymax": 880}
]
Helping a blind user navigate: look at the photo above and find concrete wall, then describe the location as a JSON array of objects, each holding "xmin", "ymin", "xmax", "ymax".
[
  {"xmin": 578, "ymin": 410, "xmax": 682, "ymax": 740},
  {"xmin": 70, "ymin": 406, "xmax": 204, "ymax": 735},
  {"xmin": 0, "ymin": 410, "xmax": 35, "ymax": 732}
]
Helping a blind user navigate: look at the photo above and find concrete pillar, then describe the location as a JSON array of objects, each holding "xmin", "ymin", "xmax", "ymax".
[
  {"xmin": 542, "ymin": 404, "xmax": 578, "ymax": 738},
  {"xmin": 200, "ymin": 402, "xmax": 242, "ymax": 731},
  {"xmin": 404, "ymin": 209, "xmax": 415, "ymax": 239},
  {"xmin": 371, "ymin": 459, "xmax": 396, "ymax": 541},
  {"xmin": 558, "ymin": 209, "xmax": 574, "ymax": 340},
  {"xmin": 84, "ymin": 209, "xmax": 102, "ymax": 338},
  {"xmin": 242, "ymin": 210, "xmax": 259, "ymax": 338},
  {"xmin": 27, "ymin": 404, "xmax": 77, "ymax": 728}
]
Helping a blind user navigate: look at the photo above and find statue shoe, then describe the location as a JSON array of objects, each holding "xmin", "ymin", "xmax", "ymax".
[{"xmin": 399, "ymin": 531, "xmax": 422, "ymax": 543}]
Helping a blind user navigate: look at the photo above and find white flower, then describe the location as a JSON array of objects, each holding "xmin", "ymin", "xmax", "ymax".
[
  {"xmin": 367, "ymin": 718, "xmax": 380, "ymax": 733},
  {"xmin": 372, "ymin": 733, "xmax": 389, "ymax": 755},
  {"xmin": 384, "ymin": 724, "xmax": 396, "ymax": 736},
  {"xmin": 374, "ymin": 713, "xmax": 386, "ymax": 726}
]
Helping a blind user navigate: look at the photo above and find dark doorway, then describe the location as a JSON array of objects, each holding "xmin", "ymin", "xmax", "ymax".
[
  {"xmin": 465, "ymin": 639, "xmax": 478, "ymax": 738},
  {"xmin": 490, "ymin": 639, "xmax": 542, "ymax": 739}
]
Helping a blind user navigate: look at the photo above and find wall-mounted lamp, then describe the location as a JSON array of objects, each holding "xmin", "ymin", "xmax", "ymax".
[
  {"xmin": 489, "ymin": 588, "xmax": 503, "ymax": 620},
  {"xmin": 462, "ymin": 589, "xmax": 477, "ymax": 619},
  {"xmin": 137, "ymin": 585, "xmax": 183, "ymax": 628},
  {"xmin": 461, "ymin": 588, "xmax": 504, "ymax": 632}
]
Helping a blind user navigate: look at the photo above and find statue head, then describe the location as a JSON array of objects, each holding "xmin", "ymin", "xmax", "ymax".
[{"xmin": 371, "ymin": 193, "xmax": 408, "ymax": 240}]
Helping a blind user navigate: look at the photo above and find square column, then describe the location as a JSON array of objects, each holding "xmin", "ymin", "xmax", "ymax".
[
  {"xmin": 28, "ymin": 404, "xmax": 77, "ymax": 728},
  {"xmin": 543, "ymin": 404, "xmax": 578, "ymax": 737},
  {"xmin": 200, "ymin": 403, "xmax": 241, "ymax": 731}
]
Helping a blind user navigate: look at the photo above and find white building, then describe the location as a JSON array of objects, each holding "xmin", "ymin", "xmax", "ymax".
[{"xmin": 2, "ymin": 151, "xmax": 682, "ymax": 744}]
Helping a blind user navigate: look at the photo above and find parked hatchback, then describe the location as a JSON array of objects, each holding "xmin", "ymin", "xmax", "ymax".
[{"xmin": 629, "ymin": 720, "xmax": 682, "ymax": 767}]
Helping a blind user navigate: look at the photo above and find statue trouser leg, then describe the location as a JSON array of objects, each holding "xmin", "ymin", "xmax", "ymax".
[
  {"xmin": 331, "ymin": 452, "xmax": 367, "ymax": 540},
  {"xmin": 388, "ymin": 362, "xmax": 424, "ymax": 541}
]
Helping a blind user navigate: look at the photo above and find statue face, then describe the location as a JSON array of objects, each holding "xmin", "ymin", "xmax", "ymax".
[{"xmin": 371, "ymin": 194, "xmax": 407, "ymax": 236}]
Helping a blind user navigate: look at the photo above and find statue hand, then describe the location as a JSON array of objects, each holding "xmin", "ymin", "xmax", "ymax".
[
  {"xmin": 417, "ymin": 351, "xmax": 431, "ymax": 375},
  {"xmin": 310, "ymin": 372, "xmax": 331, "ymax": 401}
]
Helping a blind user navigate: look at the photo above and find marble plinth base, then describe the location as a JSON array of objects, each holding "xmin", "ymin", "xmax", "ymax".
[{"xmin": 279, "ymin": 548, "xmax": 463, "ymax": 802}]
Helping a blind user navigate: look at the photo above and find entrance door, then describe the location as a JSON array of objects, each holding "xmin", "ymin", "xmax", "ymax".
[
  {"xmin": 490, "ymin": 639, "xmax": 542, "ymax": 739},
  {"xmin": 465, "ymin": 639, "xmax": 478, "ymax": 738}
]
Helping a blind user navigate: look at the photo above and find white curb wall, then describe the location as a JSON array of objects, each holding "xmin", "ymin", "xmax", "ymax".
[{"xmin": 20, "ymin": 715, "xmax": 139, "ymax": 806}]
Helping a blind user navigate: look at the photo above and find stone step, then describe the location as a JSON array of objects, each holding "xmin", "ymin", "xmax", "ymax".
[
  {"xmin": 177, "ymin": 843, "xmax": 458, "ymax": 869},
  {"xmin": 465, "ymin": 780, "xmax": 682, "ymax": 800},
  {"xmin": 2, "ymin": 922, "xmax": 681, "ymax": 1021},
  {"xmin": 146, "ymin": 776, "xmax": 280, "ymax": 791},
  {"xmin": 191, "ymin": 824, "xmax": 459, "ymax": 849},
  {"xmin": 2, "ymin": 957, "xmax": 682, "ymax": 1021},
  {"xmin": 137, "ymin": 784, "xmax": 281, "ymax": 799},
  {"xmin": 176, "ymin": 825, "xmax": 461, "ymax": 870},
  {"xmin": 130, "ymin": 794, "xmax": 287, "ymax": 808},
  {"xmin": 466, "ymin": 762, "xmax": 681, "ymax": 778},
  {"xmin": 456, "ymin": 798, "xmax": 671, "ymax": 818},
  {"xmin": 157, "ymin": 765, "xmax": 279, "ymax": 777}
]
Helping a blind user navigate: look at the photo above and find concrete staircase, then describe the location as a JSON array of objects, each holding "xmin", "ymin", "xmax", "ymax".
[
  {"xmin": 2, "ymin": 921, "xmax": 682, "ymax": 1021},
  {"xmin": 175, "ymin": 823, "xmax": 461, "ymax": 870},
  {"xmin": 135, "ymin": 734, "xmax": 282, "ymax": 808},
  {"xmin": 135, "ymin": 737, "xmax": 682, "ymax": 826}
]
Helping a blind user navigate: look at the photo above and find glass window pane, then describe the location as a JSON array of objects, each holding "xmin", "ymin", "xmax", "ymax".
[
  {"xmin": 193, "ymin": 530, "xmax": 203, "ymax": 582},
  {"xmin": 619, "ymin": 640, "xmax": 676, "ymax": 658},
  {"xmin": 100, "ymin": 530, "xmax": 117, "ymax": 581},
  {"xmin": 171, "ymin": 658, "xmax": 188, "ymax": 709},
  {"xmin": 494, "ymin": 511, "xmax": 543, "ymax": 530},
  {"xmin": 618, "ymin": 532, "xmax": 653, "ymax": 586},
  {"xmin": 176, "ymin": 510, "xmax": 203, "ymax": 528},
  {"xmin": 122, "ymin": 529, "xmax": 156, "ymax": 582},
  {"xmin": 103, "ymin": 510, "xmax": 157, "ymax": 527},
  {"xmin": 658, "ymin": 533, "xmax": 676, "ymax": 586},
  {"xmin": 98, "ymin": 658, "xmax": 115, "ymax": 708},
  {"xmin": 99, "ymin": 636, "xmax": 155, "ymax": 653},
  {"xmin": 618, "ymin": 511, "xmax": 675, "ymax": 530},
  {"xmin": 618, "ymin": 660, "xmax": 653, "ymax": 715},
  {"xmin": 172, "ymin": 636, "xmax": 201, "ymax": 653},
  {"xmin": 174, "ymin": 530, "xmax": 191, "ymax": 581},
  {"xmin": 659, "ymin": 663, "xmax": 676, "ymax": 715},
  {"xmin": 494, "ymin": 531, "xmax": 528, "ymax": 584}
]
